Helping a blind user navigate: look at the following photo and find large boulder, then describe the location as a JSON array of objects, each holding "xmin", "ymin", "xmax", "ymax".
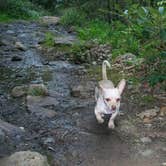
[{"xmin": 0, "ymin": 151, "xmax": 50, "ymax": 166}]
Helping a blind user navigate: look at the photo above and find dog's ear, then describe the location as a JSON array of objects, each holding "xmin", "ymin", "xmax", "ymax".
[{"xmin": 117, "ymin": 79, "xmax": 126, "ymax": 95}]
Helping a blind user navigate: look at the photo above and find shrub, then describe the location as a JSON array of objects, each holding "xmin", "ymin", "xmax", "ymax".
[
  {"xmin": 143, "ymin": 52, "xmax": 166, "ymax": 87},
  {"xmin": 60, "ymin": 8, "xmax": 87, "ymax": 26},
  {"xmin": 0, "ymin": 0, "xmax": 44, "ymax": 20}
]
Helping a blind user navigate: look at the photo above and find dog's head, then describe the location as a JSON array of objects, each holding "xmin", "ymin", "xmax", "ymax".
[{"xmin": 100, "ymin": 79, "xmax": 126, "ymax": 112}]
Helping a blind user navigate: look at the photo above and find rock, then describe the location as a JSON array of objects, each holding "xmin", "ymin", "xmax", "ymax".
[
  {"xmin": 115, "ymin": 53, "xmax": 144, "ymax": 66},
  {"xmin": 143, "ymin": 117, "xmax": 152, "ymax": 124},
  {"xmin": 71, "ymin": 85, "xmax": 84, "ymax": 97},
  {"xmin": 139, "ymin": 149, "xmax": 153, "ymax": 157},
  {"xmin": 15, "ymin": 41, "xmax": 27, "ymax": 51},
  {"xmin": 92, "ymin": 61, "xmax": 97, "ymax": 65},
  {"xmin": 54, "ymin": 36, "xmax": 78, "ymax": 46},
  {"xmin": 140, "ymin": 137, "xmax": 152, "ymax": 144},
  {"xmin": 71, "ymin": 82, "xmax": 94, "ymax": 98},
  {"xmin": 115, "ymin": 53, "xmax": 136, "ymax": 62},
  {"xmin": 11, "ymin": 85, "xmax": 28, "ymax": 97},
  {"xmin": 44, "ymin": 137, "xmax": 55, "ymax": 145},
  {"xmin": 28, "ymin": 84, "xmax": 48, "ymax": 96},
  {"xmin": 40, "ymin": 16, "xmax": 60, "ymax": 25},
  {"xmin": 11, "ymin": 55, "xmax": 22, "ymax": 61},
  {"xmin": 162, "ymin": 162, "xmax": 166, "ymax": 166},
  {"xmin": 27, "ymin": 95, "xmax": 59, "ymax": 118},
  {"xmin": 0, "ymin": 151, "xmax": 50, "ymax": 166},
  {"xmin": 137, "ymin": 108, "xmax": 160, "ymax": 120},
  {"xmin": 6, "ymin": 30, "xmax": 15, "ymax": 34},
  {"xmin": 0, "ymin": 119, "xmax": 23, "ymax": 137},
  {"xmin": 159, "ymin": 106, "xmax": 166, "ymax": 116},
  {"xmin": 0, "ymin": 39, "xmax": 10, "ymax": 46},
  {"xmin": 0, "ymin": 129, "xmax": 5, "ymax": 143}
]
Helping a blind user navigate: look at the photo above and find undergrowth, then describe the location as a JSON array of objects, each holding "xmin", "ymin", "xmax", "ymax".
[
  {"xmin": 0, "ymin": 0, "xmax": 47, "ymax": 21},
  {"xmin": 60, "ymin": 5, "xmax": 166, "ymax": 86}
]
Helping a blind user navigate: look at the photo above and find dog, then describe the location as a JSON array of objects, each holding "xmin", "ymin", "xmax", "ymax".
[{"xmin": 94, "ymin": 60, "xmax": 126, "ymax": 129}]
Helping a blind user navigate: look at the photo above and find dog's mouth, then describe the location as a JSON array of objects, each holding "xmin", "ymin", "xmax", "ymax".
[{"xmin": 107, "ymin": 108, "xmax": 116, "ymax": 114}]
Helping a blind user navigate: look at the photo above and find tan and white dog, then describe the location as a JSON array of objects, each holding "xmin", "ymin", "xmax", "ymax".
[{"xmin": 94, "ymin": 60, "xmax": 126, "ymax": 129}]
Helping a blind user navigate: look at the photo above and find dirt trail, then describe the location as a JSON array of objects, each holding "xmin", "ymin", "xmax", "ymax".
[{"xmin": 0, "ymin": 21, "xmax": 165, "ymax": 166}]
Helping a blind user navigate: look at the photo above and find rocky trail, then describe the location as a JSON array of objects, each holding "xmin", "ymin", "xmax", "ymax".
[{"xmin": 0, "ymin": 19, "xmax": 165, "ymax": 166}]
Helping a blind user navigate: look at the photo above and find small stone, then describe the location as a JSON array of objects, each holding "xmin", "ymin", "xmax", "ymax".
[
  {"xmin": 144, "ymin": 123, "xmax": 152, "ymax": 128},
  {"xmin": 27, "ymin": 95, "xmax": 58, "ymax": 118},
  {"xmin": 71, "ymin": 85, "xmax": 84, "ymax": 97},
  {"xmin": 0, "ymin": 39, "xmax": 10, "ymax": 46},
  {"xmin": 6, "ymin": 30, "xmax": 15, "ymax": 34},
  {"xmin": 19, "ymin": 127, "xmax": 25, "ymax": 131},
  {"xmin": 143, "ymin": 117, "xmax": 152, "ymax": 124},
  {"xmin": 11, "ymin": 56, "xmax": 22, "ymax": 61},
  {"xmin": 160, "ymin": 106, "xmax": 166, "ymax": 116},
  {"xmin": 15, "ymin": 41, "xmax": 27, "ymax": 51},
  {"xmin": 162, "ymin": 162, "xmax": 166, "ymax": 166},
  {"xmin": 44, "ymin": 137, "xmax": 55, "ymax": 144},
  {"xmin": 41, "ymin": 16, "xmax": 60, "ymax": 25},
  {"xmin": 11, "ymin": 85, "xmax": 28, "ymax": 97},
  {"xmin": 92, "ymin": 61, "xmax": 97, "ymax": 65},
  {"xmin": 161, "ymin": 147, "xmax": 166, "ymax": 152},
  {"xmin": 0, "ymin": 129, "xmax": 5, "ymax": 143},
  {"xmin": 140, "ymin": 137, "xmax": 152, "ymax": 144},
  {"xmin": 139, "ymin": 149, "xmax": 153, "ymax": 157},
  {"xmin": 137, "ymin": 108, "xmax": 160, "ymax": 120}
]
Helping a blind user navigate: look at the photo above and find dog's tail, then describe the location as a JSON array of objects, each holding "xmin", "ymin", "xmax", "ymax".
[{"xmin": 102, "ymin": 60, "xmax": 111, "ymax": 80}]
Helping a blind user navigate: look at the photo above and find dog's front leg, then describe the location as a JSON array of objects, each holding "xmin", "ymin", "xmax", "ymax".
[
  {"xmin": 95, "ymin": 109, "xmax": 104, "ymax": 124},
  {"xmin": 108, "ymin": 111, "xmax": 119, "ymax": 129}
]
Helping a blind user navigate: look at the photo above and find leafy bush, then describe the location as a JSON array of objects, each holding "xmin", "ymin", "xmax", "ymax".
[
  {"xmin": 0, "ymin": 0, "xmax": 45, "ymax": 20},
  {"xmin": 77, "ymin": 20, "xmax": 141, "ymax": 56},
  {"xmin": 60, "ymin": 8, "xmax": 87, "ymax": 26},
  {"xmin": 143, "ymin": 52, "xmax": 166, "ymax": 86}
]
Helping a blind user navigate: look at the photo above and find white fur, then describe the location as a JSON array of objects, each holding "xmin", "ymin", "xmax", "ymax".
[{"xmin": 94, "ymin": 60, "xmax": 126, "ymax": 129}]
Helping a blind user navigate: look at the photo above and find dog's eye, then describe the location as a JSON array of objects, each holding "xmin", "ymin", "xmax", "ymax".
[
  {"xmin": 105, "ymin": 98, "xmax": 111, "ymax": 102},
  {"xmin": 116, "ymin": 98, "xmax": 120, "ymax": 102}
]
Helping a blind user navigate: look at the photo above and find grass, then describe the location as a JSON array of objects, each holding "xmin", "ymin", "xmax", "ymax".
[
  {"xmin": 28, "ymin": 85, "xmax": 48, "ymax": 96},
  {"xmin": 43, "ymin": 32, "xmax": 55, "ymax": 47},
  {"xmin": 0, "ymin": 13, "xmax": 14, "ymax": 22},
  {"xmin": 0, "ymin": 0, "xmax": 48, "ymax": 22}
]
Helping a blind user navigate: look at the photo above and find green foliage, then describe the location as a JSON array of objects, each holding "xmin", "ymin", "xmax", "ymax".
[
  {"xmin": 28, "ymin": 85, "xmax": 48, "ymax": 96},
  {"xmin": 77, "ymin": 20, "xmax": 141, "ymax": 56},
  {"xmin": 60, "ymin": 8, "xmax": 87, "ymax": 26},
  {"xmin": 143, "ymin": 52, "xmax": 166, "ymax": 86},
  {"xmin": 0, "ymin": 13, "xmax": 13, "ymax": 22},
  {"xmin": 0, "ymin": 0, "xmax": 45, "ymax": 20},
  {"xmin": 43, "ymin": 32, "xmax": 55, "ymax": 47},
  {"xmin": 141, "ymin": 95, "xmax": 155, "ymax": 103}
]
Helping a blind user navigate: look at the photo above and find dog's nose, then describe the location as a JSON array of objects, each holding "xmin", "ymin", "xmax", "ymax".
[{"xmin": 112, "ymin": 106, "xmax": 116, "ymax": 110}]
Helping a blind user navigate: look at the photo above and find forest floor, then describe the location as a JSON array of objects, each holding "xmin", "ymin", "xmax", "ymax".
[{"xmin": 0, "ymin": 19, "xmax": 165, "ymax": 166}]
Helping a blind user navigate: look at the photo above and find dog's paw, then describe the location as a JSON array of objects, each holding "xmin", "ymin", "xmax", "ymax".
[
  {"xmin": 97, "ymin": 118, "xmax": 104, "ymax": 124},
  {"xmin": 108, "ymin": 120, "xmax": 115, "ymax": 129}
]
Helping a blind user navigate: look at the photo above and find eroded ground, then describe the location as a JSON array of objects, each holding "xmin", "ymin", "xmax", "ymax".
[{"xmin": 0, "ymin": 21, "xmax": 165, "ymax": 166}]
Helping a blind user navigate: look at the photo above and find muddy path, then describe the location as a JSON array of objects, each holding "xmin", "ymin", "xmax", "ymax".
[{"xmin": 0, "ymin": 20, "xmax": 165, "ymax": 166}]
